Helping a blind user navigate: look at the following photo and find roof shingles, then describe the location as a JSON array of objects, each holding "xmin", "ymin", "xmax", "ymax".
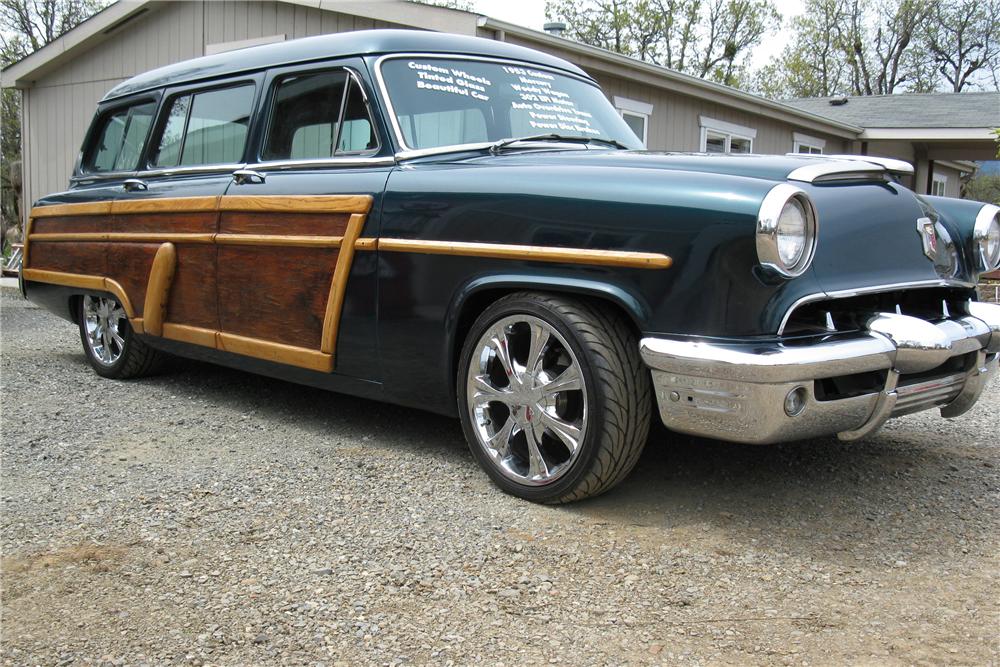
[{"xmin": 783, "ymin": 92, "xmax": 999, "ymax": 129}]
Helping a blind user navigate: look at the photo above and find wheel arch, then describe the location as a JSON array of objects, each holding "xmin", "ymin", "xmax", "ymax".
[{"xmin": 445, "ymin": 273, "xmax": 650, "ymax": 399}]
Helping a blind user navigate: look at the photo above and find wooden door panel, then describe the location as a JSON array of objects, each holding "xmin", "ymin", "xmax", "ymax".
[
  {"xmin": 111, "ymin": 211, "xmax": 218, "ymax": 234},
  {"xmin": 29, "ymin": 241, "xmax": 108, "ymax": 276},
  {"xmin": 219, "ymin": 211, "xmax": 352, "ymax": 236},
  {"xmin": 164, "ymin": 245, "xmax": 220, "ymax": 330},
  {"xmin": 218, "ymin": 245, "xmax": 338, "ymax": 349},
  {"xmin": 106, "ymin": 242, "xmax": 160, "ymax": 317},
  {"xmin": 32, "ymin": 215, "xmax": 109, "ymax": 234}
]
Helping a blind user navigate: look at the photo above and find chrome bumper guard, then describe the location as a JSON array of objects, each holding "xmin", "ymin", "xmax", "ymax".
[{"xmin": 640, "ymin": 302, "xmax": 1000, "ymax": 444}]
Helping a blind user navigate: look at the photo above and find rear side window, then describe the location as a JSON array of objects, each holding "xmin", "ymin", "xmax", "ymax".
[
  {"xmin": 151, "ymin": 84, "xmax": 255, "ymax": 168},
  {"xmin": 262, "ymin": 71, "xmax": 378, "ymax": 161},
  {"xmin": 86, "ymin": 101, "xmax": 156, "ymax": 172}
]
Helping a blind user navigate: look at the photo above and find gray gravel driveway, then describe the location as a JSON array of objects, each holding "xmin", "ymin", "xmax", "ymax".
[{"xmin": 2, "ymin": 288, "xmax": 998, "ymax": 666}]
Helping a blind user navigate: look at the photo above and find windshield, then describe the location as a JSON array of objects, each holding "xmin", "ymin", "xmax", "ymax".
[{"xmin": 378, "ymin": 56, "xmax": 644, "ymax": 151}]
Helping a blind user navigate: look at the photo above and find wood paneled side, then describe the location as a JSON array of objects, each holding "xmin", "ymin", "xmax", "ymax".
[
  {"xmin": 165, "ymin": 245, "xmax": 219, "ymax": 330},
  {"xmin": 105, "ymin": 242, "xmax": 161, "ymax": 316},
  {"xmin": 219, "ymin": 211, "xmax": 352, "ymax": 236},
  {"xmin": 217, "ymin": 246, "xmax": 338, "ymax": 350},
  {"xmin": 29, "ymin": 242, "xmax": 108, "ymax": 276},
  {"xmin": 112, "ymin": 211, "xmax": 218, "ymax": 234},
  {"xmin": 32, "ymin": 216, "xmax": 112, "ymax": 234}
]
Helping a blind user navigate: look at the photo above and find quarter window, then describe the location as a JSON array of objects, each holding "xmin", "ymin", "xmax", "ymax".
[
  {"xmin": 151, "ymin": 84, "xmax": 255, "ymax": 168},
  {"xmin": 262, "ymin": 70, "xmax": 378, "ymax": 161},
  {"xmin": 86, "ymin": 101, "xmax": 157, "ymax": 172}
]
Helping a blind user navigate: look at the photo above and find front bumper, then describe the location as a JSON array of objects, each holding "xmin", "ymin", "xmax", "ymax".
[{"xmin": 640, "ymin": 302, "xmax": 1000, "ymax": 444}]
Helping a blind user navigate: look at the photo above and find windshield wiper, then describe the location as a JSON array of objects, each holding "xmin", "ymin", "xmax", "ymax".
[{"xmin": 489, "ymin": 133, "xmax": 629, "ymax": 154}]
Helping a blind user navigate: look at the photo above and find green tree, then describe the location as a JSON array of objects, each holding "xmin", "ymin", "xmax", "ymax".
[
  {"xmin": 922, "ymin": 0, "xmax": 1000, "ymax": 92},
  {"xmin": 963, "ymin": 173, "xmax": 1000, "ymax": 204},
  {"xmin": 546, "ymin": 0, "xmax": 779, "ymax": 86},
  {"xmin": 1, "ymin": 0, "xmax": 107, "ymax": 246}
]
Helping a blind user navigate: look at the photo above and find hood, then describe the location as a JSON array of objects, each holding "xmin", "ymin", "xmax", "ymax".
[{"xmin": 459, "ymin": 150, "xmax": 832, "ymax": 183}]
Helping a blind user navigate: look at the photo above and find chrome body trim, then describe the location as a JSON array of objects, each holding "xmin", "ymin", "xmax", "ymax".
[
  {"xmin": 777, "ymin": 279, "xmax": 977, "ymax": 335},
  {"xmin": 973, "ymin": 203, "xmax": 1000, "ymax": 272},
  {"xmin": 967, "ymin": 301, "xmax": 1000, "ymax": 353},
  {"xmin": 785, "ymin": 153, "xmax": 914, "ymax": 176},
  {"xmin": 786, "ymin": 160, "xmax": 888, "ymax": 183},
  {"xmin": 640, "ymin": 309, "xmax": 997, "ymax": 445},
  {"xmin": 755, "ymin": 183, "xmax": 818, "ymax": 278}
]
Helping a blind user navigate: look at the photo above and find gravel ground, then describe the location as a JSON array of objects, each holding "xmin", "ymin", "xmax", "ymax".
[{"xmin": 2, "ymin": 287, "xmax": 998, "ymax": 666}]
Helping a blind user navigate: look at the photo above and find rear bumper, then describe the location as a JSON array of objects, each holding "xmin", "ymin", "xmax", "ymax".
[{"xmin": 640, "ymin": 302, "xmax": 999, "ymax": 444}]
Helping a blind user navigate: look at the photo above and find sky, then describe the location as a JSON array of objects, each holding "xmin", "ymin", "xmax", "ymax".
[{"xmin": 467, "ymin": 0, "xmax": 805, "ymax": 70}]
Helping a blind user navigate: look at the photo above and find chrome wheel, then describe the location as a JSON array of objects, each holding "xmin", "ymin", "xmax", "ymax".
[
  {"xmin": 82, "ymin": 295, "xmax": 127, "ymax": 366},
  {"xmin": 466, "ymin": 314, "xmax": 588, "ymax": 486}
]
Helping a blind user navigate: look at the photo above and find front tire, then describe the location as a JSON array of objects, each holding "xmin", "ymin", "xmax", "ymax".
[
  {"xmin": 78, "ymin": 294, "xmax": 165, "ymax": 379},
  {"xmin": 457, "ymin": 292, "xmax": 651, "ymax": 503}
]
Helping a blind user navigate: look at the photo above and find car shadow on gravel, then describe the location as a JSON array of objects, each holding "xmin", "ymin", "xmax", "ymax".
[{"xmin": 126, "ymin": 356, "xmax": 994, "ymax": 563}]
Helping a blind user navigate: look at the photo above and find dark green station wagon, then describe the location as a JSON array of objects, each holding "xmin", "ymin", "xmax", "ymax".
[{"xmin": 20, "ymin": 30, "xmax": 1000, "ymax": 503}]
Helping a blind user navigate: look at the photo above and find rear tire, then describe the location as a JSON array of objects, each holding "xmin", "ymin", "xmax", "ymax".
[
  {"xmin": 78, "ymin": 294, "xmax": 166, "ymax": 379},
  {"xmin": 457, "ymin": 292, "xmax": 651, "ymax": 503}
]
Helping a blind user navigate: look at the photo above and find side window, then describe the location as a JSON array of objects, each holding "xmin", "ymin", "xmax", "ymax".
[
  {"xmin": 151, "ymin": 84, "xmax": 255, "ymax": 168},
  {"xmin": 86, "ymin": 101, "xmax": 156, "ymax": 172},
  {"xmin": 262, "ymin": 70, "xmax": 378, "ymax": 161}
]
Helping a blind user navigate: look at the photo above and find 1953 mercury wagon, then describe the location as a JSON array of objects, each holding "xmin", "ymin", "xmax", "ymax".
[{"xmin": 20, "ymin": 30, "xmax": 1000, "ymax": 503}]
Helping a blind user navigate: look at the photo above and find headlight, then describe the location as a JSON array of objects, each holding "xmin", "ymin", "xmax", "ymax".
[
  {"xmin": 757, "ymin": 184, "xmax": 818, "ymax": 278},
  {"xmin": 974, "ymin": 204, "xmax": 1000, "ymax": 271}
]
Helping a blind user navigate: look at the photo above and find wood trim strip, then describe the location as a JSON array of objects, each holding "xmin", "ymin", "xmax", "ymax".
[
  {"xmin": 215, "ymin": 234, "xmax": 343, "ymax": 248},
  {"xmin": 354, "ymin": 237, "xmax": 378, "ymax": 250},
  {"xmin": 29, "ymin": 201, "xmax": 113, "ymax": 218},
  {"xmin": 217, "ymin": 332, "xmax": 333, "ymax": 372},
  {"xmin": 219, "ymin": 195, "xmax": 373, "ymax": 214},
  {"xmin": 112, "ymin": 196, "xmax": 219, "ymax": 214},
  {"xmin": 22, "ymin": 217, "xmax": 34, "ymax": 268},
  {"xmin": 162, "ymin": 323, "xmax": 217, "ymax": 348},
  {"xmin": 29, "ymin": 233, "xmax": 216, "ymax": 244},
  {"xmin": 131, "ymin": 318, "xmax": 145, "ymax": 335},
  {"xmin": 320, "ymin": 214, "xmax": 366, "ymax": 355},
  {"xmin": 21, "ymin": 269, "xmax": 137, "ymax": 317},
  {"xmin": 143, "ymin": 243, "xmax": 177, "ymax": 337},
  {"xmin": 377, "ymin": 238, "xmax": 673, "ymax": 269}
]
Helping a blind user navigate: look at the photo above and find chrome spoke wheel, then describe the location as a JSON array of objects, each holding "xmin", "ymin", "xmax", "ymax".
[
  {"xmin": 83, "ymin": 295, "xmax": 127, "ymax": 367},
  {"xmin": 466, "ymin": 314, "xmax": 588, "ymax": 486}
]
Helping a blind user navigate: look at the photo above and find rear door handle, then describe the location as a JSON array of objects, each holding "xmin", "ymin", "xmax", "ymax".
[
  {"xmin": 123, "ymin": 179, "xmax": 148, "ymax": 192},
  {"xmin": 232, "ymin": 169, "xmax": 266, "ymax": 185}
]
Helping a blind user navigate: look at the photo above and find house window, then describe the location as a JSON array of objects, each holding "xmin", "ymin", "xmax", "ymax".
[
  {"xmin": 931, "ymin": 173, "xmax": 948, "ymax": 197},
  {"xmin": 699, "ymin": 116, "xmax": 755, "ymax": 154},
  {"xmin": 613, "ymin": 97, "xmax": 653, "ymax": 147},
  {"xmin": 793, "ymin": 132, "xmax": 825, "ymax": 155}
]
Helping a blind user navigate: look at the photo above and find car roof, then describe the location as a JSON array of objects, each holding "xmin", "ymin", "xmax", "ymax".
[{"xmin": 102, "ymin": 29, "xmax": 592, "ymax": 101}]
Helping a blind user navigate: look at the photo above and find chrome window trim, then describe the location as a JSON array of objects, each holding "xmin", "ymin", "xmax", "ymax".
[
  {"xmin": 142, "ymin": 163, "xmax": 246, "ymax": 178},
  {"xmin": 248, "ymin": 156, "xmax": 396, "ymax": 171},
  {"xmin": 257, "ymin": 66, "xmax": 383, "ymax": 165},
  {"xmin": 973, "ymin": 203, "xmax": 1000, "ymax": 272},
  {"xmin": 756, "ymin": 183, "xmax": 818, "ymax": 278},
  {"xmin": 373, "ymin": 52, "xmax": 602, "ymax": 155},
  {"xmin": 777, "ymin": 279, "xmax": 977, "ymax": 335}
]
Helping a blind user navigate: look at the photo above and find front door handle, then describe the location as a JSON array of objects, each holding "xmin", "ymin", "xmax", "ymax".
[
  {"xmin": 232, "ymin": 169, "xmax": 266, "ymax": 185},
  {"xmin": 123, "ymin": 179, "xmax": 148, "ymax": 192}
]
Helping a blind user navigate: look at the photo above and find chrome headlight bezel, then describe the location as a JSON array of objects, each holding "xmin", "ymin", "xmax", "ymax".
[
  {"xmin": 973, "ymin": 203, "xmax": 1000, "ymax": 272},
  {"xmin": 756, "ymin": 183, "xmax": 819, "ymax": 278}
]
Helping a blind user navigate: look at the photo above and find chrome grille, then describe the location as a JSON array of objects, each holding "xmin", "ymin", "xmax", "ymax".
[{"xmin": 891, "ymin": 372, "xmax": 966, "ymax": 417}]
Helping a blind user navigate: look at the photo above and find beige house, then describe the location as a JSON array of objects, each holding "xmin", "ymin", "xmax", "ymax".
[{"xmin": 1, "ymin": 0, "xmax": 992, "ymax": 223}]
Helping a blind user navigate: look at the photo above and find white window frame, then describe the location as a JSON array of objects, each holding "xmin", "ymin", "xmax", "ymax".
[
  {"xmin": 699, "ymin": 116, "xmax": 756, "ymax": 154},
  {"xmin": 614, "ymin": 96, "xmax": 652, "ymax": 147},
  {"xmin": 931, "ymin": 173, "xmax": 948, "ymax": 197},
  {"xmin": 793, "ymin": 132, "xmax": 825, "ymax": 154}
]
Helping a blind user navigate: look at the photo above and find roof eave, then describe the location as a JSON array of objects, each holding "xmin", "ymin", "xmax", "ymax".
[
  {"xmin": 1, "ymin": 0, "xmax": 157, "ymax": 89},
  {"xmin": 478, "ymin": 17, "xmax": 864, "ymax": 139}
]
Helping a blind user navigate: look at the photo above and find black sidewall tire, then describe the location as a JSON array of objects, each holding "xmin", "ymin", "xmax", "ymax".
[{"xmin": 457, "ymin": 296, "xmax": 609, "ymax": 503}]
